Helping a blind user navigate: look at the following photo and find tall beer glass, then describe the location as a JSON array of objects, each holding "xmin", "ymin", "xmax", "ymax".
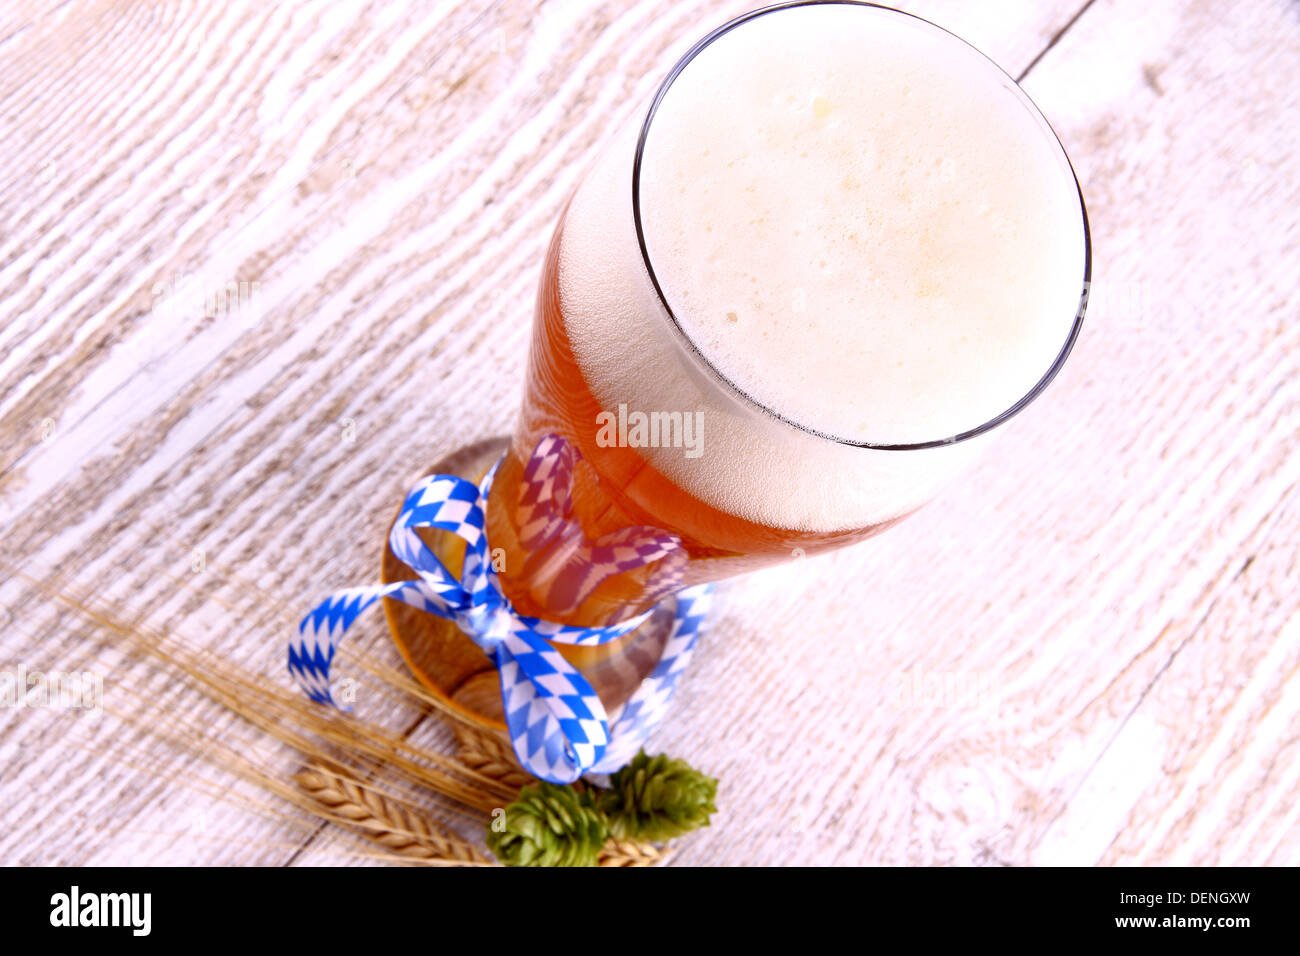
[
  {"xmin": 392, "ymin": 1, "xmax": 1089, "ymax": 721},
  {"xmin": 486, "ymin": 1, "xmax": 1088, "ymax": 625}
]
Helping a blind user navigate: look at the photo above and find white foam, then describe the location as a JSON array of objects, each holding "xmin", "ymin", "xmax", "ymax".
[{"xmin": 557, "ymin": 4, "xmax": 1085, "ymax": 532}]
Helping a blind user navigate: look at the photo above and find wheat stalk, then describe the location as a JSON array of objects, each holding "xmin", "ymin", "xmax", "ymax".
[{"xmin": 293, "ymin": 765, "xmax": 493, "ymax": 865}]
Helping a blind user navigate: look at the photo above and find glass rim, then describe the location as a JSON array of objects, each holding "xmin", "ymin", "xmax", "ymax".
[{"xmin": 630, "ymin": 0, "xmax": 1093, "ymax": 451}]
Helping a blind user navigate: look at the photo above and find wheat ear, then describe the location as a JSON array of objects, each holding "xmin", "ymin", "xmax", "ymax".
[
  {"xmin": 294, "ymin": 765, "xmax": 492, "ymax": 865},
  {"xmin": 598, "ymin": 840, "xmax": 671, "ymax": 867},
  {"xmin": 453, "ymin": 723, "xmax": 536, "ymax": 790}
]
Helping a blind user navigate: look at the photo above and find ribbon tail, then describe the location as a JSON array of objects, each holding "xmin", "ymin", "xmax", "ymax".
[
  {"xmin": 589, "ymin": 584, "xmax": 713, "ymax": 773},
  {"xmin": 291, "ymin": 580, "xmax": 446, "ymax": 707},
  {"xmin": 496, "ymin": 627, "xmax": 611, "ymax": 783}
]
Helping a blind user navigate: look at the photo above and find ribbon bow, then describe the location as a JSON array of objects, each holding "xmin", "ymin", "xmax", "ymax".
[{"xmin": 290, "ymin": 435, "xmax": 710, "ymax": 783}]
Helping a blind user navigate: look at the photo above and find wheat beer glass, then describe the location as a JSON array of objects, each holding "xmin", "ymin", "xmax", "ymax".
[{"xmin": 397, "ymin": 1, "xmax": 1089, "ymax": 721}]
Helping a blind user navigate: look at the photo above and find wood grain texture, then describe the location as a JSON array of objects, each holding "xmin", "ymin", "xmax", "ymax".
[{"xmin": 1, "ymin": 0, "xmax": 1296, "ymax": 866}]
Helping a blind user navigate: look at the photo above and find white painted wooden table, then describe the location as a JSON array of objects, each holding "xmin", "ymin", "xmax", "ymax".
[{"xmin": 1, "ymin": 0, "xmax": 1297, "ymax": 866}]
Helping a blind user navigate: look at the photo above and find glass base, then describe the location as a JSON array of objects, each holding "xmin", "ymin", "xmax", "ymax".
[{"xmin": 381, "ymin": 436, "xmax": 681, "ymax": 733}]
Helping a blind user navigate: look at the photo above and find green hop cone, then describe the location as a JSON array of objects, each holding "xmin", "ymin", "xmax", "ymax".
[
  {"xmin": 486, "ymin": 781, "xmax": 610, "ymax": 867},
  {"xmin": 599, "ymin": 751, "xmax": 718, "ymax": 842}
]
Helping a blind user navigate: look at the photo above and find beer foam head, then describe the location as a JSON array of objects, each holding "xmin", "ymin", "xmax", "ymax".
[
  {"xmin": 558, "ymin": 3, "xmax": 1086, "ymax": 532},
  {"xmin": 636, "ymin": 2, "xmax": 1086, "ymax": 446}
]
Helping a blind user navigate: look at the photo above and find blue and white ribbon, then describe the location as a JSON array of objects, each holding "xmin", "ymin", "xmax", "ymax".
[{"xmin": 290, "ymin": 441, "xmax": 709, "ymax": 784}]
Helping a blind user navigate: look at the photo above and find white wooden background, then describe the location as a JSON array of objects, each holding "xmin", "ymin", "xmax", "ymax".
[{"xmin": 1, "ymin": 0, "xmax": 1298, "ymax": 866}]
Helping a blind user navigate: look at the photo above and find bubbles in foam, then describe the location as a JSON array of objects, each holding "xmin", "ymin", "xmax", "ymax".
[{"xmin": 641, "ymin": 3, "xmax": 1085, "ymax": 446}]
